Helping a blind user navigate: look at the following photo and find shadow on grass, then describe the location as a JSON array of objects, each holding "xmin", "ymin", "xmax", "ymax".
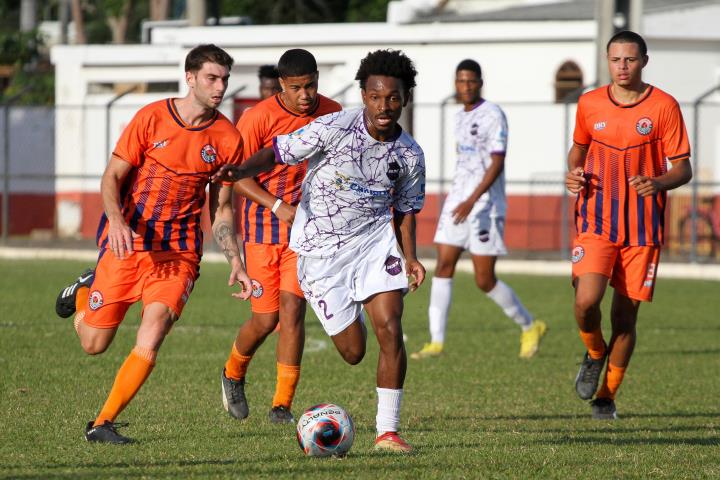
[
  {"xmin": 641, "ymin": 348, "xmax": 720, "ymax": 356},
  {"xmin": 531, "ymin": 436, "xmax": 719, "ymax": 446}
]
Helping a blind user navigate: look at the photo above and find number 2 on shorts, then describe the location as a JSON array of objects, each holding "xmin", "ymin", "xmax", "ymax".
[{"xmin": 318, "ymin": 299, "xmax": 334, "ymax": 319}]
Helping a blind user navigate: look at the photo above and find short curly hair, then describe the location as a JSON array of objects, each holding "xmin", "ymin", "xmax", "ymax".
[{"xmin": 355, "ymin": 49, "xmax": 417, "ymax": 95}]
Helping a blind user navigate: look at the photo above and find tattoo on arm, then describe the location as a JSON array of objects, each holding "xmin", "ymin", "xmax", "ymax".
[{"xmin": 212, "ymin": 221, "xmax": 240, "ymax": 263}]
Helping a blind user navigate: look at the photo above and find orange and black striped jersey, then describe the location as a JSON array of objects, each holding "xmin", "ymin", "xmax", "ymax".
[
  {"xmin": 236, "ymin": 93, "xmax": 341, "ymax": 244},
  {"xmin": 96, "ymin": 98, "xmax": 243, "ymax": 256},
  {"xmin": 572, "ymin": 85, "xmax": 690, "ymax": 246}
]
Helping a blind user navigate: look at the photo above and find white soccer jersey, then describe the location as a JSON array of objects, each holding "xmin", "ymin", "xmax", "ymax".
[
  {"xmin": 446, "ymin": 100, "xmax": 508, "ymax": 217},
  {"xmin": 272, "ymin": 107, "xmax": 426, "ymax": 259}
]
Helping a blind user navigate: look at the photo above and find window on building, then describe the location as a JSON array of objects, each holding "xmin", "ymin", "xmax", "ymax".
[{"xmin": 555, "ymin": 61, "xmax": 583, "ymax": 103}]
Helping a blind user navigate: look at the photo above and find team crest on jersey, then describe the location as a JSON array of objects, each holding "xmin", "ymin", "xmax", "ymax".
[
  {"xmin": 387, "ymin": 161, "xmax": 400, "ymax": 181},
  {"xmin": 89, "ymin": 290, "xmax": 104, "ymax": 310},
  {"xmin": 384, "ymin": 256, "xmax": 402, "ymax": 276},
  {"xmin": 251, "ymin": 279, "xmax": 264, "ymax": 298},
  {"xmin": 470, "ymin": 123, "xmax": 479, "ymax": 136},
  {"xmin": 571, "ymin": 246, "xmax": 584, "ymax": 263},
  {"xmin": 636, "ymin": 117, "xmax": 653, "ymax": 136},
  {"xmin": 594, "ymin": 121, "xmax": 606, "ymax": 131},
  {"xmin": 200, "ymin": 144, "xmax": 217, "ymax": 164}
]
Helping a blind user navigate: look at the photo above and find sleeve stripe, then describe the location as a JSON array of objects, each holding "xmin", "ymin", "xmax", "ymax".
[{"xmin": 667, "ymin": 152, "xmax": 690, "ymax": 161}]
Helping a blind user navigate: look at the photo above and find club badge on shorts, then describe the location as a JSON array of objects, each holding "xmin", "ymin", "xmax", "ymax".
[
  {"xmin": 571, "ymin": 246, "xmax": 585, "ymax": 263},
  {"xmin": 636, "ymin": 117, "xmax": 653, "ymax": 136},
  {"xmin": 251, "ymin": 279, "xmax": 264, "ymax": 298},
  {"xmin": 384, "ymin": 256, "xmax": 402, "ymax": 276},
  {"xmin": 89, "ymin": 290, "xmax": 104, "ymax": 310},
  {"xmin": 644, "ymin": 263, "xmax": 657, "ymax": 288}
]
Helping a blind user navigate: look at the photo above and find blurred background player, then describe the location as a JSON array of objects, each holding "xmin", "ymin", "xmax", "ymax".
[
  {"xmin": 53, "ymin": 44, "xmax": 252, "ymax": 444},
  {"xmin": 412, "ymin": 59, "xmax": 546, "ymax": 361},
  {"xmin": 257, "ymin": 64, "xmax": 282, "ymax": 100},
  {"xmin": 566, "ymin": 31, "xmax": 692, "ymax": 419},
  {"xmin": 213, "ymin": 49, "xmax": 426, "ymax": 453},
  {"xmin": 221, "ymin": 49, "xmax": 341, "ymax": 424}
]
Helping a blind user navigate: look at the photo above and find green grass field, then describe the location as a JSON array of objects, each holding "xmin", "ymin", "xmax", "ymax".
[{"xmin": 1, "ymin": 259, "xmax": 718, "ymax": 479}]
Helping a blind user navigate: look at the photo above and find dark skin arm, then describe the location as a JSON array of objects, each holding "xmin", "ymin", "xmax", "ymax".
[
  {"xmin": 394, "ymin": 211, "xmax": 425, "ymax": 292},
  {"xmin": 629, "ymin": 158, "xmax": 692, "ymax": 196},
  {"xmin": 565, "ymin": 143, "xmax": 589, "ymax": 194},
  {"xmin": 452, "ymin": 152, "xmax": 505, "ymax": 224},
  {"xmin": 212, "ymin": 147, "xmax": 276, "ymax": 183},
  {"xmin": 234, "ymin": 177, "xmax": 296, "ymax": 225}
]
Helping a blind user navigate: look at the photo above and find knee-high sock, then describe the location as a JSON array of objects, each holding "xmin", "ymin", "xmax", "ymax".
[
  {"xmin": 94, "ymin": 346, "xmax": 156, "ymax": 426},
  {"xmin": 428, "ymin": 277, "xmax": 452, "ymax": 343},
  {"xmin": 486, "ymin": 280, "xmax": 533, "ymax": 330},
  {"xmin": 272, "ymin": 363, "xmax": 301, "ymax": 408},
  {"xmin": 376, "ymin": 387, "xmax": 403, "ymax": 435},
  {"xmin": 578, "ymin": 329, "xmax": 607, "ymax": 360},
  {"xmin": 596, "ymin": 363, "xmax": 626, "ymax": 400},
  {"xmin": 224, "ymin": 342, "xmax": 252, "ymax": 381}
]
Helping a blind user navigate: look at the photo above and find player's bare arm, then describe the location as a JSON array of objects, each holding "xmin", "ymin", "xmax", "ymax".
[
  {"xmin": 234, "ymin": 177, "xmax": 295, "ymax": 225},
  {"xmin": 210, "ymin": 182, "xmax": 252, "ymax": 300},
  {"xmin": 101, "ymin": 155, "xmax": 140, "ymax": 259},
  {"xmin": 452, "ymin": 152, "xmax": 505, "ymax": 224},
  {"xmin": 394, "ymin": 211, "xmax": 425, "ymax": 292},
  {"xmin": 566, "ymin": 144, "xmax": 588, "ymax": 194},
  {"xmin": 211, "ymin": 147, "xmax": 276, "ymax": 183},
  {"xmin": 629, "ymin": 158, "xmax": 692, "ymax": 197}
]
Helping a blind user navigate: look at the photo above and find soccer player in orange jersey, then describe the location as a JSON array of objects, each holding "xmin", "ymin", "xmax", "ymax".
[
  {"xmin": 566, "ymin": 31, "xmax": 692, "ymax": 419},
  {"xmin": 220, "ymin": 49, "xmax": 341, "ymax": 424},
  {"xmin": 258, "ymin": 64, "xmax": 282, "ymax": 100},
  {"xmin": 54, "ymin": 44, "xmax": 252, "ymax": 444}
]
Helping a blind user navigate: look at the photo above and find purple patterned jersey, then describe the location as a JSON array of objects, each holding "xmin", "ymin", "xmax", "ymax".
[{"xmin": 272, "ymin": 108, "xmax": 426, "ymax": 258}]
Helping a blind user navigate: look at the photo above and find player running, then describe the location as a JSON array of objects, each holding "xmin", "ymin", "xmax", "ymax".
[
  {"xmin": 54, "ymin": 44, "xmax": 252, "ymax": 444},
  {"xmin": 221, "ymin": 49, "xmax": 341, "ymax": 424},
  {"xmin": 214, "ymin": 49, "xmax": 425, "ymax": 453},
  {"xmin": 412, "ymin": 59, "xmax": 546, "ymax": 361},
  {"xmin": 566, "ymin": 31, "xmax": 692, "ymax": 419}
]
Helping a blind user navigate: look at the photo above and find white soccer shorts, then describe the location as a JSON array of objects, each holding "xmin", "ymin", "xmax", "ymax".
[{"xmin": 433, "ymin": 205, "xmax": 508, "ymax": 256}]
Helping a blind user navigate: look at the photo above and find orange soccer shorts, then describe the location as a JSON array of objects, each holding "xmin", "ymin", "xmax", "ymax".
[
  {"xmin": 571, "ymin": 232, "xmax": 661, "ymax": 302},
  {"xmin": 82, "ymin": 249, "xmax": 199, "ymax": 329},
  {"xmin": 243, "ymin": 242, "xmax": 304, "ymax": 313}
]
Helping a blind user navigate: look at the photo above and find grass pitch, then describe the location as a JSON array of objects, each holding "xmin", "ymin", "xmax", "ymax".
[{"xmin": 0, "ymin": 259, "xmax": 718, "ymax": 479}]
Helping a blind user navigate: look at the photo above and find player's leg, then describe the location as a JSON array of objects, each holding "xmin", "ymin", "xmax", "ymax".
[
  {"xmin": 364, "ymin": 290, "xmax": 412, "ymax": 453},
  {"xmin": 411, "ymin": 243, "xmax": 462, "ymax": 359}
]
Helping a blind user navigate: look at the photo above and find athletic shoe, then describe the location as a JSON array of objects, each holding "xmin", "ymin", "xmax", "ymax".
[
  {"xmin": 590, "ymin": 397, "xmax": 617, "ymax": 420},
  {"xmin": 55, "ymin": 268, "xmax": 95, "ymax": 318},
  {"xmin": 575, "ymin": 351, "xmax": 606, "ymax": 400},
  {"xmin": 519, "ymin": 320, "xmax": 548, "ymax": 358},
  {"xmin": 84, "ymin": 421, "xmax": 132, "ymax": 444},
  {"xmin": 221, "ymin": 369, "xmax": 249, "ymax": 419},
  {"xmin": 410, "ymin": 342, "xmax": 443, "ymax": 360},
  {"xmin": 268, "ymin": 406, "xmax": 295, "ymax": 424},
  {"xmin": 374, "ymin": 431, "xmax": 413, "ymax": 453}
]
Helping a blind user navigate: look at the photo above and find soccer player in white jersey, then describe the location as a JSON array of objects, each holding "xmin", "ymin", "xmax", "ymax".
[
  {"xmin": 213, "ymin": 49, "xmax": 425, "ymax": 453},
  {"xmin": 412, "ymin": 59, "xmax": 547, "ymax": 360}
]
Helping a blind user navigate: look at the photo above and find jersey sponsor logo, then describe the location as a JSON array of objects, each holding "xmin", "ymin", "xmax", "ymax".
[
  {"xmin": 153, "ymin": 139, "xmax": 169, "ymax": 149},
  {"xmin": 457, "ymin": 144, "xmax": 479, "ymax": 154},
  {"xmin": 287, "ymin": 127, "xmax": 306, "ymax": 139},
  {"xmin": 200, "ymin": 144, "xmax": 218, "ymax": 164},
  {"xmin": 387, "ymin": 161, "xmax": 400, "ymax": 181},
  {"xmin": 251, "ymin": 279, "xmax": 264, "ymax": 298},
  {"xmin": 594, "ymin": 121, "xmax": 606, "ymax": 131},
  {"xmin": 571, "ymin": 246, "xmax": 584, "ymax": 263},
  {"xmin": 636, "ymin": 117, "xmax": 653, "ymax": 136},
  {"xmin": 384, "ymin": 255, "xmax": 402, "ymax": 276},
  {"xmin": 644, "ymin": 262, "xmax": 656, "ymax": 287},
  {"xmin": 89, "ymin": 290, "xmax": 104, "ymax": 310},
  {"xmin": 478, "ymin": 229, "xmax": 490, "ymax": 242}
]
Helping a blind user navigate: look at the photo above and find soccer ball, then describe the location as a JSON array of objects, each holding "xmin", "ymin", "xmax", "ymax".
[{"xmin": 296, "ymin": 403, "xmax": 355, "ymax": 457}]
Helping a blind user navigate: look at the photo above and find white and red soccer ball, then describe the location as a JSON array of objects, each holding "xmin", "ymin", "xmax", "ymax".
[{"xmin": 296, "ymin": 403, "xmax": 354, "ymax": 457}]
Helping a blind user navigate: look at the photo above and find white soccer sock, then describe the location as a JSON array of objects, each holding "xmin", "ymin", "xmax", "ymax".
[
  {"xmin": 376, "ymin": 387, "xmax": 403, "ymax": 435},
  {"xmin": 486, "ymin": 280, "xmax": 533, "ymax": 330},
  {"xmin": 428, "ymin": 277, "xmax": 453, "ymax": 343}
]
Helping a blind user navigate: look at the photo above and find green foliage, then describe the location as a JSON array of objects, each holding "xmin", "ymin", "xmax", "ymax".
[
  {"xmin": 0, "ymin": 30, "xmax": 40, "ymax": 65},
  {"xmin": 1, "ymin": 64, "xmax": 54, "ymax": 104},
  {"xmin": 346, "ymin": 0, "xmax": 389, "ymax": 22},
  {"xmin": 221, "ymin": 0, "xmax": 389, "ymax": 24},
  {"xmin": 0, "ymin": 259, "xmax": 718, "ymax": 478}
]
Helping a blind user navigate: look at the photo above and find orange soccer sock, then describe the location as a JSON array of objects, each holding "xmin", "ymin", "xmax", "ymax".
[
  {"xmin": 224, "ymin": 343, "xmax": 253, "ymax": 381},
  {"xmin": 272, "ymin": 363, "xmax": 301, "ymax": 408},
  {"xmin": 94, "ymin": 346, "xmax": 156, "ymax": 426},
  {"xmin": 596, "ymin": 363, "xmax": 626, "ymax": 400},
  {"xmin": 73, "ymin": 287, "xmax": 90, "ymax": 334},
  {"xmin": 578, "ymin": 329, "xmax": 607, "ymax": 360}
]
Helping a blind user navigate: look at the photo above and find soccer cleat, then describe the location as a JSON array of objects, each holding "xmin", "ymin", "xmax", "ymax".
[
  {"xmin": 84, "ymin": 421, "xmax": 133, "ymax": 444},
  {"xmin": 590, "ymin": 397, "xmax": 617, "ymax": 420},
  {"xmin": 55, "ymin": 268, "xmax": 95, "ymax": 318},
  {"xmin": 410, "ymin": 342, "xmax": 443, "ymax": 360},
  {"xmin": 374, "ymin": 431, "xmax": 413, "ymax": 453},
  {"xmin": 575, "ymin": 351, "xmax": 607, "ymax": 400},
  {"xmin": 519, "ymin": 320, "xmax": 548, "ymax": 358},
  {"xmin": 268, "ymin": 406, "xmax": 295, "ymax": 424},
  {"xmin": 221, "ymin": 369, "xmax": 249, "ymax": 419}
]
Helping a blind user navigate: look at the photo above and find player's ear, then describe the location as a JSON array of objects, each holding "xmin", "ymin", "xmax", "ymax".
[
  {"xmin": 279, "ymin": 77, "xmax": 287, "ymax": 92},
  {"xmin": 642, "ymin": 55, "xmax": 649, "ymax": 68},
  {"xmin": 185, "ymin": 70, "xmax": 195, "ymax": 88},
  {"xmin": 402, "ymin": 89, "xmax": 412, "ymax": 107},
  {"xmin": 479, "ymin": 78, "xmax": 484, "ymax": 89}
]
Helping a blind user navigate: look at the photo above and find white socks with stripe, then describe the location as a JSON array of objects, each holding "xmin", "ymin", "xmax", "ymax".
[
  {"xmin": 486, "ymin": 280, "xmax": 533, "ymax": 331},
  {"xmin": 428, "ymin": 277, "xmax": 453, "ymax": 343},
  {"xmin": 376, "ymin": 387, "xmax": 403, "ymax": 434}
]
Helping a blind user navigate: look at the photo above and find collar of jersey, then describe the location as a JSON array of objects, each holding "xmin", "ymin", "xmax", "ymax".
[
  {"xmin": 166, "ymin": 98, "xmax": 219, "ymax": 131},
  {"xmin": 275, "ymin": 94, "xmax": 320, "ymax": 118},
  {"xmin": 606, "ymin": 85, "xmax": 654, "ymax": 109}
]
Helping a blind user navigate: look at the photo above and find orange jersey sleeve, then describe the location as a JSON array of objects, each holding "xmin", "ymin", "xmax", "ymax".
[
  {"xmin": 572, "ymin": 96, "xmax": 591, "ymax": 147},
  {"xmin": 659, "ymin": 99, "xmax": 690, "ymax": 163}
]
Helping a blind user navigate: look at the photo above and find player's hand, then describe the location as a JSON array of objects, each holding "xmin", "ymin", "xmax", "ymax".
[
  {"xmin": 228, "ymin": 261, "xmax": 252, "ymax": 300},
  {"xmin": 274, "ymin": 203, "xmax": 296, "ymax": 225},
  {"xmin": 451, "ymin": 199, "xmax": 474, "ymax": 224},
  {"xmin": 565, "ymin": 167, "xmax": 586, "ymax": 194},
  {"xmin": 107, "ymin": 218, "xmax": 139, "ymax": 259},
  {"xmin": 406, "ymin": 259, "xmax": 426, "ymax": 292},
  {"xmin": 211, "ymin": 165, "xmax": 244, "ymax": 183},
  {"xmin": 629, "ymin": 175, "xmax": 659, "ymax": 197}
]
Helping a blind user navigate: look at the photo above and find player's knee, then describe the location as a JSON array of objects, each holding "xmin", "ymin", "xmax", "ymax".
[
  {"xmin": 80, "ymin": 337, "xmax": 109, "ymax": 355},
  {"xmin": 574, "ymin": 293, "xmax": 601, "ymax": 317},
  {"xmin": 340, "ymin": 344, "xmax": 365, "ymax": 365},
  {"xmin": 434, "ymin": 261, "xmax": 455, "ymax": 278},
  {"xmin": 475, "ymin": 274, "xmax": 495, "ymax": 292},
  {"xmin": 373, "ymin": 316, "xmax": 404, "ymax": 351}
]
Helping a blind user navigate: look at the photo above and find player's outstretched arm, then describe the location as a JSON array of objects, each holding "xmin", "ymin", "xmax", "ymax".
[
  {"xmin": 629, "ymin": 158, "xmax": 692, "ymax": 197},
  {"xmin": 394, "ymin": 211, "xmax": 425, "ymax": 292},
  {"xmin": 209, "ymin": 183, "xmax": 252, "ymax": 300},
  {"xmin": 234, "ymin": 178, "xmax": 295, "ymax": 225},
  {"xmin": 211, "ymin": 147, "xmax": 276, "ymax": 184},
  {"xmin": 101, "ymin": 155, "xmax": 140, "ymax": 259}
]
